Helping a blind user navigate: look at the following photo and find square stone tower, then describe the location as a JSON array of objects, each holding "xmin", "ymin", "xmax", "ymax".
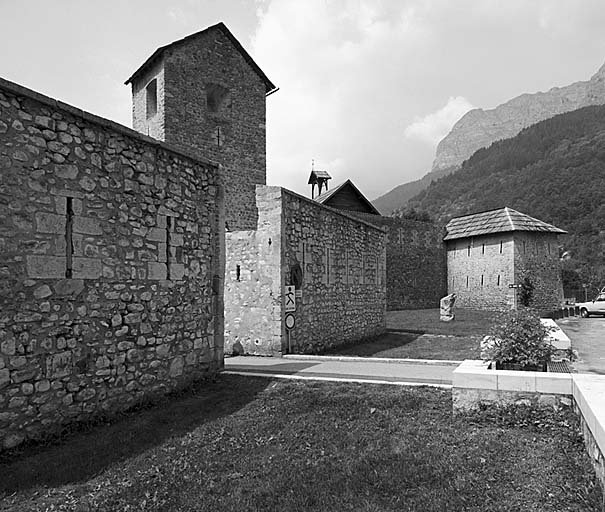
[
  {"xmin": 444, "ymin": 207, "xmax": 566, "ymax": 312},
  {"xmin": 125, "ymin": 22, "xmax": 277, "ymax": 231}
]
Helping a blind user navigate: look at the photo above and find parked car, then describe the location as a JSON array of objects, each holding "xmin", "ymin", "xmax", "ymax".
[{"xmin": 577, "ymin": 292, "xmax": 605, "ymax": 317}]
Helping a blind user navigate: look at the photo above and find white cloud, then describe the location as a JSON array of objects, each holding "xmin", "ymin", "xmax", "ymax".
[
  {"xmin": 252, "ymin": 0, "xmax": 431, "ymax": 198},
  {"xmin": 249, "ymin": 0, "xmax": 605, "ymax": 199},
  {"xmin": 168, "ymin": 8, "xmax": 188, "ymax": 26},
  {"xmin": 404, "ymin": 96, "xmax": 474, "ymax": 147}
]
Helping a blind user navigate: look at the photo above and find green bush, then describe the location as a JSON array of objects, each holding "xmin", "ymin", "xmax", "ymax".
[{"xmin": 482, "ymin": 308, "xmax": 555, "ymax": 369}]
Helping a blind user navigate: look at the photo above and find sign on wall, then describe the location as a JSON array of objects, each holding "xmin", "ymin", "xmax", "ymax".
[
  {"xmin": 285, "ymin": 285, "xmax": 296, "ymax": 312},
  {"xmin": 285, "ymin": 313, "xmax": 296, "ymax": 330}
]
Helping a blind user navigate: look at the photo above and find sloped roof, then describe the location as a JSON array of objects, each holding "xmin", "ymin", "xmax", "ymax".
[
  {"xmin": 444, "ymin": 207, "xmax": 566, "ymax": 241},
  {"xmin": 125, "ymin": 22, "xmax": 277, "ymax": 94},
  {"xmin": 308, "ymin": 169, "xmax": 331, "ymax": 184},
  {"xmin": 315, "ymin": 179, "xmax": 380, "ymax": 215}
]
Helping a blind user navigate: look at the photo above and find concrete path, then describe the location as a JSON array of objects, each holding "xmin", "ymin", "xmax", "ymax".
[
  {"xmin": 223, "ymin": 354, "xmax": 459, "ymax": 387},
  {"xmin": 557, "ymin": 317, "xmax": 605, "ymax": 374}
]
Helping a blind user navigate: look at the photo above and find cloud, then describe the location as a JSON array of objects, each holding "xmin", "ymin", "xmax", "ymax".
[
  {"xmin": 252, "ymin": 0, "xmax": 432, "ymax": 198},
  {"xmin": 168, "ymin": 8, "xmax": 188, "ymax": 26},
  {"xmin": 249, "ymin": 0, "xmax": 605, "ymax": 199},
  {"xmin": 404, "ymin": 97, "xmax": 474, "ymax": 146}
]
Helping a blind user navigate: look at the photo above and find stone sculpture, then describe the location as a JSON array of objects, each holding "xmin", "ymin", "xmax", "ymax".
[{"xmin": 440, "ymin": 293, "xmax": 456, "ymax": 322}]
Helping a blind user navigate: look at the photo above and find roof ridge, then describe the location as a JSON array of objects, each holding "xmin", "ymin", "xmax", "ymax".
[
  {"xmin": 505, "ymin": 206, "xmax": 515, "ymax": 230},
  {"xmin": 125, "ymin": 22, "xmax": 277, "ymax": 93}
]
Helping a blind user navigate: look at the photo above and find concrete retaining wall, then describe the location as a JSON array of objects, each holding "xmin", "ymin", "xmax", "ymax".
[{"xmin": 453, "ymin": 360, "xmax": 605, "ymax": 491}]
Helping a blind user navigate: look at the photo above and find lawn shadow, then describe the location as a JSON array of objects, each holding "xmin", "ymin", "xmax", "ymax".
[
  {"xmin": 0, "ymin": 373, "xmax": 269, "ymax": 494},
  {"xmin": 323, "ymin": 332, "xmax": 421, "ymax": 357}
]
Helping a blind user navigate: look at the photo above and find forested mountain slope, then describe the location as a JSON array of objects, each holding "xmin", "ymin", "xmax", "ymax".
[
  {"xmin": 400, "ymin": 105, "xmax": 605, "ymax": 292},
  {"xmin": 372, "ymin": 166, "xmax": 454, "ymax": 215}
]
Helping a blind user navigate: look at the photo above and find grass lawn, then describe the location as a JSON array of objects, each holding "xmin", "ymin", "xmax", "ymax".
[
  {"xmin": 324, "ymin": 332, "xmax": 481, "ymax": 360},
  {"xmin": 387, "ymin": 308, "xmax": 500, "ymax": 337},
  {"xmin": 0, "ymin": 374, "xmax": 600, "ymax": 511},
  {"xmin": 325, "ymin": 309, "xmax": 498, "ymax": 360}
]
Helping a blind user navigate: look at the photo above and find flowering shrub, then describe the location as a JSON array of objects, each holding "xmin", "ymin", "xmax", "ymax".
[{"xmin": 482, "ymin": 308, "xmax": 555, "ymax": 369}]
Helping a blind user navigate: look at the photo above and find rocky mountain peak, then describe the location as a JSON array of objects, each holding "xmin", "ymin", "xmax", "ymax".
[{"xmin": 432, "ymin": 60, "xmax": 605, "ymax": 173}]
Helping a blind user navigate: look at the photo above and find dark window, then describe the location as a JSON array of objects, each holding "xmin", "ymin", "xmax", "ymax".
[
  {"xmin": 481, "ymin": 275, "xmax": 484, "ymax": 287},
  {"xmin": 499, "ymin": 241, "xmax": 503, "ymax": 254},
  {"xmin": 146, "ymin": 79, "xmax": 158, "ymax": 119},
  {"xmin": 466, "ymin": 276, "xmax": 469, "ymax": 288},
  {"xmin": 206, "ymin": 83, "xmax": 231, "ymax": 113},
  {"xmin": 236, "ymin": 264, "xmax": 241, "ymax": 281},
  {"xmin": 482, "ymin": 244, "xmax": 485, "ymax": 255},
  {"xmin": 497, "ymin": 275, "xmax": 501, "ymax": 286},
  {"xmin": 467, "ymin": 245, "xmax": 471, "ymax": 256}
]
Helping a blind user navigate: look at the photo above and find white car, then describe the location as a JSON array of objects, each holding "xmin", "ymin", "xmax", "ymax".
[{"xmin": 577, "ymin": 292, "xmax": 605, "ymax": 318}]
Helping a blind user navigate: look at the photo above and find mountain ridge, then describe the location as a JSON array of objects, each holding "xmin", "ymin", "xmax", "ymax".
[
  {"xmin": 432, "ymin": 60, "xmax": 605, "ymax": 172},
  {"xmin": 373, "ymin": 60, "xmax": 605, "ymax": 216},
  {"xmin": 400, "ymin": 105, "xmax": 605, "ymax": 292}
]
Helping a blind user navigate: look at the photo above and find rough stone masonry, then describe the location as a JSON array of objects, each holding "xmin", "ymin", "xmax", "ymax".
[{"xmin": 0, "ymin": 77, "xmax": 224, "ymax": 450}]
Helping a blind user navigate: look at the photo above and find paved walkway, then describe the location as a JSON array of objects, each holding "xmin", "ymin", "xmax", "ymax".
[
  {"xmin": 557, "ymin": 317, "xmax": 605, "ymax": 374},
  {"xmin": 223, "ymin": 354, "xmax": 459, "ymax": 387}
]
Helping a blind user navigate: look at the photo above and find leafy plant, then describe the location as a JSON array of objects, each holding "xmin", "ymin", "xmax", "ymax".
[
  {"xmin": 518, "ymin": 276, "xmax": 534, "ymax": 307},
  {"xmin": 482, "ymin": 308, "xmax": 555, "ymax": 369}
]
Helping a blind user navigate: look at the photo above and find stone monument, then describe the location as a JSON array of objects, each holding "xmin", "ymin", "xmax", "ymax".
[{"xmin": 440, "ymin": 293, "xmax": 456, "ymax": 322}]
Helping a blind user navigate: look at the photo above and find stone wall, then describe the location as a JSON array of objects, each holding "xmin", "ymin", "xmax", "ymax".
[
  {"xmin": 383, "ymin": 217, "xmax": 445, "ymax": 310},
  {"xmin": 131, "ymin": 59, "xmax": 165, "ymax": 142},
  {"xmin": 282, "ymin": 189, "xmax": 386, "ymax": 354},
  {"xmin": 0, "ymin": 77, "xmax": 224, "ymax": 450},
  {"xmin": 342, "ymin": 212, "xmax": 446, "ymax": 310},
  {"xmin": 447, "ymin": 233, "xmax": 515, "ymax": 310},
  {"xmin": 514, "ymin": 232, "xmax": 563, "ymax": 313},
  {"xmin": 129, "ymin": 27, "xmax": 267, "ymax": 231},
  {"xmin": 224, "ymin": 187, "xmax": 283, "ymax": 356},
  {"xmin": 224, "ymin": 186, "xmax": 386, "ymax": 356}
]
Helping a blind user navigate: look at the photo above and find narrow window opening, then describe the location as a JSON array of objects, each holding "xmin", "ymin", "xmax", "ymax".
[
  {"xmin": 65, "ymin": 197, "xmax": 74, "ymax": 278},
  {"xmin": 547, "ymin": 243, "xmax": 551, "ymax": 254},
  {"xmin": 466, "ymin": 276, "xmax": 469, "ymax": 288},
  {"xmin": 360, "ymin": 254, "xmax": 365, "ymax": 285},
  {"xmin": 467, "ymin": 245, "xmax": 471, "ymax": 257},
  {"xmin": 326, "ymin": 248, "xmax": 330, "ymax": 284},
  {"xmin": 523, "ymin": 240, "xmax": 526, "ymax": 253},
  {"xmin": 482, "ymin": 244, "xmax": 485, "ymax": 255},
  {"xmin": 206, "ymin": 84, "xmax": 231, "ymax": 113},
  {"xmin": 481, "ymin": 275, "xmax": 484, "ymax": 287},
  {"xmin": 499, "ymin": 240, "xmax": 503, "ymax": 254},
  {"xmin": 166, "ymin": 216, "xmax": 172, "ymax": 280},
  {"xmin": 146, "ymin": 79, "xmax": 158, "ymax": 120},
  {"xmin": 345, "ymin": 250, "xmax": 349, "ymax": 285},
  {"xmin": 236, "ymin": 264, "xmax": 241, "ymax": 281},
  {"xmin": 215, "ymin": 126, "xmax": 221, "ymax": 147},
  {"xmin": 497, "ymin": 274, "xmax": 501, "ymax": 286}
]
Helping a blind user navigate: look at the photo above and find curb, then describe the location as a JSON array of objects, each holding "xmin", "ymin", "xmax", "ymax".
[
  {"xmin": 222, "ymin": 370, "xmax": 452, "ymax": 389},
  {"xmin": 282, "ymin": 354, "xmax": 463, "ymax": 367}
]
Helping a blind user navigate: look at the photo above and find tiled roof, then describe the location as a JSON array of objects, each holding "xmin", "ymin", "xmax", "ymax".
[
  {"xmin": 314, "ymin": 179, "xmax": 380, "ymax": 215},
  {"xmin": 125, "ymin": 22, "xmax": 277, "ymax": 94},
  {"xmin": 314, "ymin": 183, "xmax": 339, "ymax": 203},
  {"xmin": 308, "ymin": 169, "xmax": 332, "ymax": 184},
  {"xmin": 444, "ymin": 207, "xmax": 566, "ymax": 241}
]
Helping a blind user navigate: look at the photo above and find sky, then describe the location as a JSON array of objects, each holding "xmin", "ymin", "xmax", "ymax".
[{"xmin": 2, "ymin": 0, "xmax": 605, "ymax": 200}]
